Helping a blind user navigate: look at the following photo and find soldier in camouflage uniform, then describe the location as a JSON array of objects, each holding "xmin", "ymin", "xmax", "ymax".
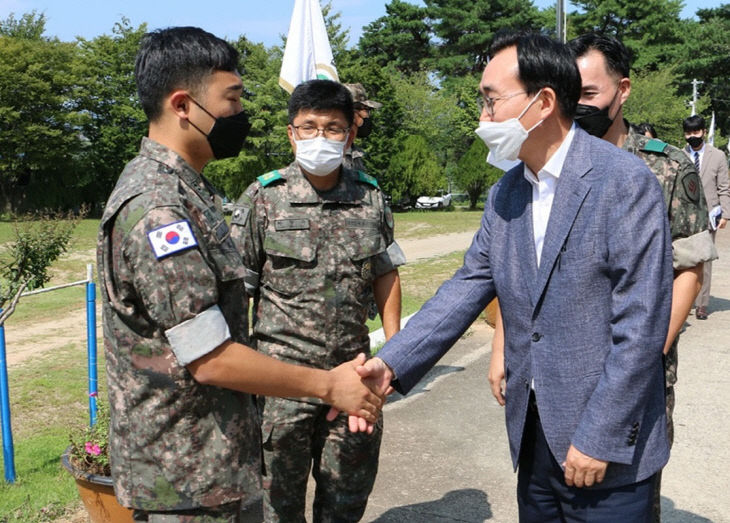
[
  {"xmin": 230, "ymin": 80, "xmax": 404, "ymax": 522},
  {"xmin": 569, "ymin": 33, "xmax": 717, "ymax": 522},
  {"xmin": 343, "ymin": 83, "xmax": 384, "ymax": 321},
  {"xmin": 98, "ymin": 28, "xmax": 383, "ymax": 523}
]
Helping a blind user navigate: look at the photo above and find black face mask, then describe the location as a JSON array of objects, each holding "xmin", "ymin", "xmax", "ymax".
[
  {"xmin": 357, "ymin": 117, "xmax": 373, "ymax": 138},
  {"xmin": 686, "ymin": 135, "xmax": 703, "ymax": 149},
  {"xmin": 574, "ymin": 104, "xmax": 614, "ymax": 137},
  {"xmin": 188, "ymin": 98, "xmax": 251, "ymax": 159}
]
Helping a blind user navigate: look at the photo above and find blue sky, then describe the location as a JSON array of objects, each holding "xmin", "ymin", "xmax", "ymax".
[{"xmin": 0, "ymin": 0, "xmax": 722, "ymax": 48}]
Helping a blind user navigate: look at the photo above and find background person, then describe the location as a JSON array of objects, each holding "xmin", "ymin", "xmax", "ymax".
[{"xmin": 683, "ymin": 114, "xmax": 730, "ymax": 319}]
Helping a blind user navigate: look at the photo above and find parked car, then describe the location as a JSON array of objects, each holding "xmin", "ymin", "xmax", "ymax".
[
  {"xmin": 415, "ymin": 190, "xmax": 452, "ymax": 209},
  {"xmin": 221, "ymin": 197, "xmax": 235, "ymax": 214}
]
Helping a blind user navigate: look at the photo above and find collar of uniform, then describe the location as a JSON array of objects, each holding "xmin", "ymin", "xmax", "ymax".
[
  {"xmin": 621, "ymin": 121, "xmax": 641, "ymax": 153},
  {"xmin": 285, "ymin": 163, "xmax": 363, "ymax": 204},
  {"xmin": 139, "ymin": 137, "xmax": 211, "ymax": 200}
]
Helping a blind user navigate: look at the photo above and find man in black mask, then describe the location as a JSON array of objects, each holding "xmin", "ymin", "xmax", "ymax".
[
  {"xmin": 98, "ymin": 27, "xmax": 384, "ymax": 521},
  {"xmin": 568, "ymin": 32, "xmax": 716, "ymax": 523},
  {"xmin": 343, "ymin": 83, "xmax": 382, "ymax": 173}
]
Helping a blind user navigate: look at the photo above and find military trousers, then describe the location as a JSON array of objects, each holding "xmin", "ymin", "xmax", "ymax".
[
  {"xmin": 652, "ymin": 335, "xmax": 679, "ymax": 522},
  {"xmin": 259, "ymin": 397, "xmax": 382, "ymax": 523},
  {"xmin": 132, "ymin": 500, "xmax": 242, "ymax": 522}
]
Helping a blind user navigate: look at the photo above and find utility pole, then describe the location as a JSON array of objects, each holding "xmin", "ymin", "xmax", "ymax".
[
  {"xmin": 556, "ymin": 0, "xmax": 566, "ymax": 43},
  {"xmin": 690, "ymin": 78, "xmax": 704, "ymax": 116}
]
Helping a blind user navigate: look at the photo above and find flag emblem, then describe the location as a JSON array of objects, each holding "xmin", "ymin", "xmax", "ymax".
[{"xmin": 147, "ymin": 220, "xmax": 198, "ymax": 259}]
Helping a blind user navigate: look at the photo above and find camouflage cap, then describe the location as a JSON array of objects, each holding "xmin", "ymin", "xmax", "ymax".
[{"xmin": 344, "ymin": 83, "xmax": 383, "ymax": 110}]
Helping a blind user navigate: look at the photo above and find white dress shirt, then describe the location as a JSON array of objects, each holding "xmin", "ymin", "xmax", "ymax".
[
  {"xmin": 687, "ymin": 143, "xmax": 705, "ymax": 171},
  {"xmin": 523, "ymin": 123, "xmax": 577, "ymax": 267}
]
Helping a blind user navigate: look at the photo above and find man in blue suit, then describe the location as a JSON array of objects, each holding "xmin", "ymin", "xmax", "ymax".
[{"xmin": 358, "ymin": 32, "xmax": 673, "ymax": 521}]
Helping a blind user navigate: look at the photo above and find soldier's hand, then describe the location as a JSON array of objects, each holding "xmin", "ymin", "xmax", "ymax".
[
  {"xmin": 323, "ymin": 353, "xmax": 383, "ymax": 428},
  {"xmin": 488, "ymin": 350, "xmax": 506, "ymax": 406},
  {"xmin": 563, "ymin": 445, "xmax": 608, "ymax": 488}
]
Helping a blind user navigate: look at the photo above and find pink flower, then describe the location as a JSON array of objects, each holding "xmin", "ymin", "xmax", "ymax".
[{"xmin": 85, "ymin": 442, "xmax": 101, "ymax": 456}]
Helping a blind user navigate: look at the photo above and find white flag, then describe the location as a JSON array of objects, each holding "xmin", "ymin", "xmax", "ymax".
[
  {"xmin": 279, "ymin": 0, "xmax": 339, "ymax": 94},
  {"xmin": 708, "ymin": 111, "xmax": 716, "ymax": 147}
]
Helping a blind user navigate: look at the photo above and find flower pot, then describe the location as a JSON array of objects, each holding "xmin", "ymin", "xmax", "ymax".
[{"xmin": 61, "ymin": 447, "xmax": 134, "ymax": 523}]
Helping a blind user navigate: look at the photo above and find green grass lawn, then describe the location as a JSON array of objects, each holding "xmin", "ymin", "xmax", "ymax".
[
  {"xmin": 0, "ymin": 213, "xmax": 471, "ymax": 520},
  {"xmin": 393, "ymin": 208, "xmax": 483, "ymax": 240}
]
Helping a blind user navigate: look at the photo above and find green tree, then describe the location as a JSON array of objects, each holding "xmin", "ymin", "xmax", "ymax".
[
  {"xmin": 676, "ymin": 5, "xmax": 730, "ymax": 140},
  {"xmin": 624, "ymin": 67, "xmax": 708, "ymax": 147},
  {"xmin": 205, "ymin": 37, "xmax": 291, "ymax": 199},
  {"xmin": 0, "ymin": 10, "xmax": 46, "ymax": 39},
  {"xmin": 358, "ymin": 0, "xmax": 432, "ymax": 74},
  {"xmin": 454, "ymin": 138, "xmax": 501, "ymax": 209},
  {"xmin": 74, "ymin": 19, "xmax": 147, "ymax": 211},
  {"xmin": 426, "ymin": 0, "xmax": 543, "ymax": 77},
  {"xmin": 569, "ymin": 0, "xmax": 686, "ymax": 71},
  {"xmin": 0, "ymin": 13, "xmax": 84, "ymax": 212},
  {"xmin": 385, "ymin": 135, "xmax": 445, "ymax": 204},
  {"xmin": 0, "ymin": 211, "xmax": 81, "ymax": 325}
]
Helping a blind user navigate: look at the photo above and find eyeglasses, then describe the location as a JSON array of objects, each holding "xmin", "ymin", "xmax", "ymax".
[
  {"xmin": 292, "ymin": 125, "xmax": 350, "ymax": 140},
  {"xmin": 478, "ymin": 91, "xmax": 526, "ymax": 117}
]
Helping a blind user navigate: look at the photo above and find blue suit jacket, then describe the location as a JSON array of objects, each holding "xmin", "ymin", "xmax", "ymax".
[{"xmin": 379, "ymin": 127, "xmax": 673, "ymax": 488}]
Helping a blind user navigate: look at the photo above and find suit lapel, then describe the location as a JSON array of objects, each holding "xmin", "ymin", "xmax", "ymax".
[
  {"xmin": 531, "ymin": 130, "xmax": 593, "ymax": 307},
  {"xmin": 513, "ymin": 168, "xmax": 539, "ymax": 306}
]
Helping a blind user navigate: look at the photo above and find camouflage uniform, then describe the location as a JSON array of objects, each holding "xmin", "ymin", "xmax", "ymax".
[
  {"xmin": 343, "ymin": 144, "xmax": 366, "ymax": 173},
  {"xmin": 98, "ymin": 138, "xmax": 261, "ymax": 518},
  {"xmin": 230, "ymin": 162, "xmax": 403, "ymax": 522},
  {"xmin": 622, "ymin": 124, "xmax": 717, "ymax": 521}
]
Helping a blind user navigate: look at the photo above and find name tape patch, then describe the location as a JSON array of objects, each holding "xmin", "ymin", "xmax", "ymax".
[{"xmin": 147, "ymin": 220, "xmax": 198, "ymax": 259}]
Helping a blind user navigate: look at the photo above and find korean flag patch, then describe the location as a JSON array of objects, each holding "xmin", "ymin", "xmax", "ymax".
[{"xmin": 147, "ymin": 220, "xmax": 198, "ymax": 259}]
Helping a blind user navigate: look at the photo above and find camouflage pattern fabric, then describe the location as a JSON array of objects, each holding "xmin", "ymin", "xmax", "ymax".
[
  {"xmin": 230, "ymin": 162, "xmax": 398, "ymax": 521},
  {"xmin": 623, "ymin": 125, "xmax": 708, "ymax": 523},
  {"xmin": 98, "ymin": 138, "xmax": 261, "ymax": 511},
  {"xmin": 343, "ymin": 144, "xmax": 366, "ymax": 173},
  {"xmin": 622, "ymin": 124, "xmax": 712, "ymax": 269},
  {"xmin": 343, "ymin": 144, "xmax": 378, "ymax": 320},
  {"xmin": 132, "ymin": 500, "xmax": 242, "ymax": 522},
  {"xmin": 259, "ymin": 399, "xmax": 382, "ymax": 522}
]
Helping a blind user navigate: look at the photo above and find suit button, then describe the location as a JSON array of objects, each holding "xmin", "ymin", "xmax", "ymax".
[{"xmin": 531, "ymin": 333, "xmax": 542, "ymax": 342}]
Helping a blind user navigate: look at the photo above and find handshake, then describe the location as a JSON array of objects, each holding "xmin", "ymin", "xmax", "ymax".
[{"xmin": 323, "ymin": 354, "xmax": 395, "ymax": 434}]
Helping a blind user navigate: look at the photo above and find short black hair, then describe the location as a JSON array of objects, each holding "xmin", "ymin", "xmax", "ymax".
[
  {"xmin": 636, "ymin": 122, "xmax": 657, "ymax": 138},
  {"xmin": 135, "ymin": 27, "xmax": 239, "ymax": 121},
  {"xmin": 683, "ymin": 115, "xmax": 706, "ymax": 132},
  {"xmin": 568, "ymin": 33, "xmax": 631, "ymax": 79},
  {"xmin": 489, "ymin": 31, "xmax": 581, "ymax": 118},
  {"xmin": 288, "ymin": 80, "xmax": 354, "ymax": 127}
]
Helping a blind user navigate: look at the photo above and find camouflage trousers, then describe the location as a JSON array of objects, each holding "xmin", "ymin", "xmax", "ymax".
[
  {"xmin": 132, "ymin": 500, "xmax": 242, "ymax": 522},
  {"xmin": 259, "ymin": 397, "xmax": 382, "ymax": 523},
  {"xmin": 652, "ymin": 335, "xmax": 679, "ymax": 523}
]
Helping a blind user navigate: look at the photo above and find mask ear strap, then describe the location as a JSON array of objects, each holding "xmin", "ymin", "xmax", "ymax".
[{"xmin": 518, "ymin": 90, "xmax": 544, "ymax": 120}]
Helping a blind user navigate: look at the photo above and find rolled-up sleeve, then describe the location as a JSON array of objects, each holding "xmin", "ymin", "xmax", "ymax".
[{"xmin": 119, "ymin": 206, "xmax": 230, "ymax": 365}]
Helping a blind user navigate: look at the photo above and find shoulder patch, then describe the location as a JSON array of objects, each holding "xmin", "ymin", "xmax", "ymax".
[
  {"xmin": 257, "ymin": 170, "xmax": 283, "ymax": 187},
  {"xmin": 682, "ymin": 174, "xmax": 701, "ymax": 203},
  {"xmin": 147, "ymin": 220, "xmax": 198, "ymax": 259},
  {"xmin": 642, "ymin": 139, "xmax": 668, "ymax": 154},
  {"xmin": 357, "ymin": 171, "xmax": 379, "ymax": 189}
]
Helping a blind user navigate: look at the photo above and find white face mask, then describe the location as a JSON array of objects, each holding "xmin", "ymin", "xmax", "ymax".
[
  {"xmin": 295, "ymin": 136, "xmax": 346, "ymax": 176},
  {"xmin": 486, "ymin": 150, "xmax": 522, "ymax": 172},
  {"xmin": 474, "ymin": 90, "xmax": 544, "ymax": 163}
]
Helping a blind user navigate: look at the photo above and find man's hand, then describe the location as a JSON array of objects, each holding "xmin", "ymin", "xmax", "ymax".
[
  {"xmin": 487, "ymin": 349, "xmax": 506, "ymax": 406},
  {"xmin": 719, "ymin": 217, "xmax": 727, "ymax": 229},
  {"xmin": 323, "ymin": 353, "xmax": 383, "ymax": 427},
  {"xmin": 563, "ymin": 445, "xmax": 608, "ymax": 488}
]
